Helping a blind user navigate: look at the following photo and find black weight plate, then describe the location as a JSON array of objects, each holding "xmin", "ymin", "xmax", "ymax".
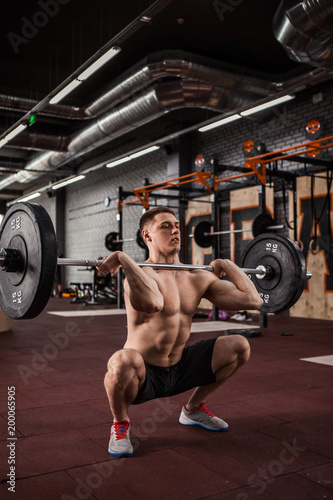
[
  {"xmin": 242, "ymin": 233, "xmax": 307, "ymax": 313},
  {"xmin": 0, "ymin": 203, "xmax": 57, "ymax": 319},
  {"xmin": 193, "ymin": 220, "xmax": 212, "ymax": 248},
  {"xmin": 136, "ymin": 229, "xmax": 146, "ymax": 249},
  {"xmin": 105, "ymin": 232, "xmax": 120, "ymax": 252},
  {"xmin": 252, "ymin": 213, "xmax": 275, "ymax": 237}
]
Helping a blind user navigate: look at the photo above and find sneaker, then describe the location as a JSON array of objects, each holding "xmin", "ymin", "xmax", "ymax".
[
  {"xmin": 230, "ymin": 312, "xmax": 246, "ymax": 321},
  {"xmin": 245, "ymin": 312, "xmax": 252, "ymax": 322},
  {"xmin": 231, "ymin": 311, "xmax": 252, "ymax": 322},
  {"xmin": 108, "ymin": 421, "xmax": 133, "ymax": 457},
  {"xmin": 179, "ymin": 403, "xmax": 229, "ymax": 431}
]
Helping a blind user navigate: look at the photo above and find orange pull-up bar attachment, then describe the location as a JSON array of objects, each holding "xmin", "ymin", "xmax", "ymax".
[
  {"xmin": 244, "ymin": 133, "xmax": 333, "ymax": 184},
  {"xmin": 244, "ymin": 163, "xmax": 267, "ymax": 185},
  {"xmin": 214, "ymin": 171, "xmax": 257, "ymax": 190},
  {"xmin": 120, "ymin": 133, "xmax": 333, "ymax": 211},
  {"xmin": 120, "ymin": 171, "xmax": 212, "ymax": 210}
]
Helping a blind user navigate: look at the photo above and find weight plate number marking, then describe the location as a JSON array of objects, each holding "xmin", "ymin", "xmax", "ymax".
[
  {"xmin": 265, "ymin": 242, "xmax": 278, "ymax": 253},
  {"xmin": 11, "ymin": 217, "xmax": 21, "ymax": 231},
  {"xmin": 12, "ymin": 291, "xmax": 22, "ymax": 304}
]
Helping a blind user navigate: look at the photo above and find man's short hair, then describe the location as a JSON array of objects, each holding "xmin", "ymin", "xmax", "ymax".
[{"xmin": 139, "ymin": 206, "xmax": 176, "ymax": 233}]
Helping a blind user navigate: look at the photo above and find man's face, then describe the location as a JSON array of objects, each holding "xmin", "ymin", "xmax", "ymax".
[{"xmin": 144, "ymin": 212, "xmax": 181, "ymax": 253}]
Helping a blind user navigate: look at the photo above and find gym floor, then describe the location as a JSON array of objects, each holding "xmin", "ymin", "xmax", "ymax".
[{"xmin": 0, "ymin": 299, "xmax": 332, "ymax": 500}]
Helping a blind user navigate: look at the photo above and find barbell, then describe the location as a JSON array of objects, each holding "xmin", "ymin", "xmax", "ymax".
[
  {"xmin": 191, "ymin": 214, "xmax": 284, "ymax": 248},
  {"xmin": 105, "ymin": 230, "xmax": 146, "ymax": 252},
  {"xmin": 0, "ymin": 203, "xmax": 311, "ymax": 319}
]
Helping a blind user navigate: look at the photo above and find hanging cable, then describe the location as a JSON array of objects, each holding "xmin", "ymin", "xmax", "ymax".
[{"xmin": 282, "ymin": 179, "xmax": 293, "ymax": 230}]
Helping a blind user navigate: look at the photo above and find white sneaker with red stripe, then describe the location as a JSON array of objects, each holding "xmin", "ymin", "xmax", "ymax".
[
  {"xmin": 179, "ymin": 403, "xmax": 229, "ymax": 431},
  {"xmin": 108, "ymin": 421, "xmax": 133, "ymax": 457}
]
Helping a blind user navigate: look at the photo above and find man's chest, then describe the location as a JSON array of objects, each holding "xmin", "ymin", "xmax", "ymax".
[{"xmin": 157, "ymin": 272, "xmax": 207, "ymax": 315}]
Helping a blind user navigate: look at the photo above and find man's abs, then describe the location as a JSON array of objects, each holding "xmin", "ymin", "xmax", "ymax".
[{"xmin": 124, "ymin": 316, "xmax": 192, "ymax": 367}]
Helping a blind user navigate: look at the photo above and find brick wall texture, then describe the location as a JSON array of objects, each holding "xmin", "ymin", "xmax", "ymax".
[{"xmin": 35, "ymin": 79, "xmax": 332, "ymax": 288}]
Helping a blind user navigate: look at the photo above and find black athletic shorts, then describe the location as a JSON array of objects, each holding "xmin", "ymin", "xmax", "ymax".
[{"xmin": 132, "ymin": 337, "xmax": 217, "ymax": 405}]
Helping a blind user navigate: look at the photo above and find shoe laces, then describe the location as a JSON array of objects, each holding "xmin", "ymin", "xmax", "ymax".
[
  {"xmin": 197, "ymin": 403, "xmax": 215, "ymax": 417},
  {"xmin": 113, "ymin": 421, "xmax": 130, "ymax": 440}
]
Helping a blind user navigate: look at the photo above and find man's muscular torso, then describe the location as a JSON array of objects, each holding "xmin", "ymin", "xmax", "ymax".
[{"xmin": 124, "ymin": 268, "xmax": 215, "ymax": 367}]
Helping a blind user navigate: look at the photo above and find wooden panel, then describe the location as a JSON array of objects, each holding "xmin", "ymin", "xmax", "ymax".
[
  {"xmin": 289, "ymin": 176, "xmax": 333, "ymax": 319},
  {"xmin": 0, "ymin": 307, "xmax": 12, "ymax": 332},
  {"xmin": 185, "ymin": 196, "xmax": 212, "ymax": 310},
  {"xmin": 230, "ymin": 186, "xmax": 274, "ymax": 265}
]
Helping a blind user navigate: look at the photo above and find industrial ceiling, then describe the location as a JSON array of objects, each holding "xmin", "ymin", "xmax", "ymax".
[{"xmin": 0, "ymin": 0, "xmax": 332, "ymax": 201}]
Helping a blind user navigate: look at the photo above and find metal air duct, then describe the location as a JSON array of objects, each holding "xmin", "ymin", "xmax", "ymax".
[
  {"xmin": 0, "ymin": 49, "xmax": 331, "ymax": 192},
  {"xmin": 273, "ymin": 0, "xmax": 333, "ymax": 68}
]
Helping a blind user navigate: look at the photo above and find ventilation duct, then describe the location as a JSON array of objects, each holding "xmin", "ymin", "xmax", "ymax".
[
  {"xmin": 84, "ymin": 53, "xmax": 272, "ymax": 117},
  {"xmin": 0, "ymin": 49, "xmax": 331, "ymax": 192},
  {"xmin": 0, "ymin": 52, "xmax": 269, "ymax": 120},
  {"xmin": 273, "ymin": 0, "xmax": 333, "ymax": 68},
  {"xmin": 0, "ymin": 94, "xmax": 85, "ymax": 120},
  {"xmin": 1, "ymin": 79, "xmax": 255, "ymax": 188}
]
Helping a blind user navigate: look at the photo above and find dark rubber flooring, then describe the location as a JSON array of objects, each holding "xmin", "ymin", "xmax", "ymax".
[{"xmin": 0, "ymin": 298, "xmax": 332, "ymax": 499}]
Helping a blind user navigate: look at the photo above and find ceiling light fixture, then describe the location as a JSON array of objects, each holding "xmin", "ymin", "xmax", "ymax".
[
  {"xmin": 52, "ymin": 175, "xmax": 85, "ymax": 190},
  {"xmin": 129, "ymin": 145, "xmax": 159, "ymax": 158},
  {"xmin": 198, "ymin": 114, "xmax": 241, "ymax": 132},
  {"xmin": 198, "ymin": 95, "xmax": 295, "ymax": 132},
  {"xmin": 0, "ymin": 123, "xmax": 27, "ymax": 149},
  {"xmin": 240, "ymin": 94, "xmax": 295, "ymax": 116},
  {"xmin": 106, "ymin": 156, "xmax": 131, "ymax": 168},
  {"xmin": 106, "ymin": 145, "xmax": 160, "ymax": 168},
  {"xmin": 17, "ymin": 192, "xmax": 41, "ymax": 202},
  {"xmin": 78, "ymin": 46, "xmax": 121, "ymax": 80},
  {"xmin": 49, "ymin": 46, "xmax": 121, "ymax": 105},
  {"xmin": 49, "ymin": 80, "xmax": 82, "ymax": 105}
]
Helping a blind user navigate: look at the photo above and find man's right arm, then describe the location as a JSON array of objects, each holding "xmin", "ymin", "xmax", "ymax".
[{"xmin": 97, "ymin": 251, "xmax": 164, "ymax": 313}]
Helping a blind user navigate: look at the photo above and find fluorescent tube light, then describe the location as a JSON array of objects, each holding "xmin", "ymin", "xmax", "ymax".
[
  {"xmin": 52, "ymin": 175, "xmax": 85, "ymax": 190},
  {"xmin": 78, "ymin": 47, "xmax": 121, "ymax": 80},
  {"xmin": 49, "ymin": 47, "xmax": 120, "ymax": 105},
  {"xmin": 106, "ymin": 157, "xmax": 131, "ymax": 168},
  {"xmin": 49, "ymin": 79, "xmax": 82, "ymax": 105},
  {"xmin": 0, "ymin": 123, "xmax": 27, "ymax": 149},
  {"xmin": 17, "ymin": 192, "xmax": 41, "ymax": 202},
  {"xmin": 240, "ymin": 95, "xmax": 295, "ymax": 116},
  {"xmin": 130, "ymin": 145, "xmax": 159, "ymax": 158},
  {"xmin": 198, "ymin": 114, "xmax": 241, "ymax": 132},
  {"xmin": 106, "ymin": 145, "xmax": 159, "ymax": 168}
]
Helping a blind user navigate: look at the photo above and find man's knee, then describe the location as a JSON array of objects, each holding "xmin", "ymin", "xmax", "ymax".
[
  {"xmin": 106, "ymin": 348, "xmax": 145, "ymax": 383},
  {"xmin": 215, "ymin": 334, "xmax": 250, "ymax": 364},
  {"xmin": 231, "ymin": 334, "xmax": 251, "ymax": 363}
]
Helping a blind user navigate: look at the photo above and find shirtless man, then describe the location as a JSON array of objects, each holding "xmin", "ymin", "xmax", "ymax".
[{"xmin": 98, "ymin": 207, "xmax": 263, "ymax": 457}]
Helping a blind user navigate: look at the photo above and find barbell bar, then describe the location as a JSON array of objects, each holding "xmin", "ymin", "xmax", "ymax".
[
  {"xmin": 0, "ymin": 248, "xmax": 273, "ymax": 276},
  {"xmin": 44, "ymin": 259, "xmax": 310, "ymax": 280},
  {"xmin": 1, "ymin": 251, "xmax": 311, "ymax": 279},
  {"xmin": 0, "ymin": 202, "xmax": 311, "ymax": 319}
]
